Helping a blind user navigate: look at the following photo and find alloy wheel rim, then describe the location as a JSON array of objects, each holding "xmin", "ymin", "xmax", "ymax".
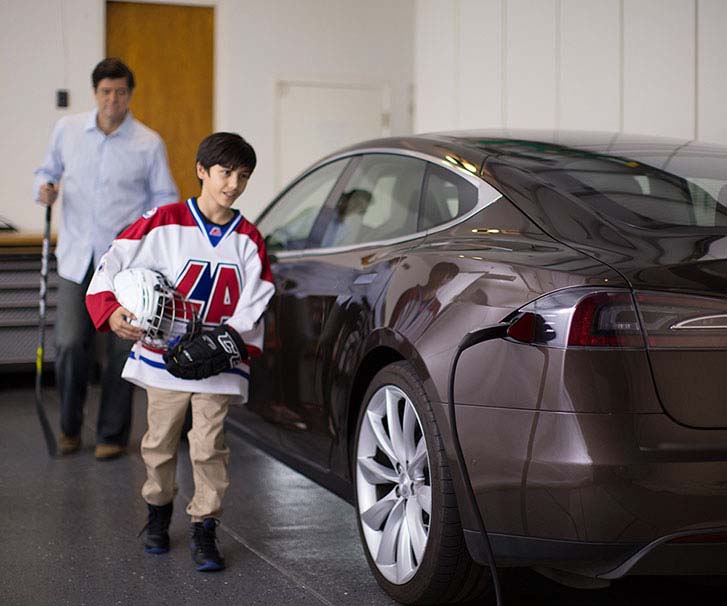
[{"xmin": 356, "ymin": 384, "xmax": 431, "ymax": 584}]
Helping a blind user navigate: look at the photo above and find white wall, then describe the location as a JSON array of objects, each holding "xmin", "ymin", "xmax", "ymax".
[
  {"xmin": 623, "ymin": 0, "xmax": 694, "ymax": 138},
  {"xmin": 0, "ymin": 0, "xmax": 104, "ymax": 232},
  {"xmin": 0, "ymin": 0, "xmax": 414, "ymax": 232},
  {"xmin": 560, "ymin": 0, "xmax": 620, "ymax": 131},
  {"xmin": 414, "ymin": 0, "xmax": 727, "ymax": 145},
  {"xmin": 698, "ymin": 0, "xmax": 727, "ymax": 144}
]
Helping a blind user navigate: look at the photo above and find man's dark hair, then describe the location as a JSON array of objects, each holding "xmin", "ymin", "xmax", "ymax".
[
  {"xmin": 92, "ymin": 58, "xmax": 135, "ymax": 91},
  {"xmin": 196, "ymin": 132, "xmax": 257, "ymax": 183}
]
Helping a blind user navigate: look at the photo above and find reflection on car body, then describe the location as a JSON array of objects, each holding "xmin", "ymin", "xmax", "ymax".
[{"xmin": 227, "ymin": 130, "xmax": 727, "ymax": 604}]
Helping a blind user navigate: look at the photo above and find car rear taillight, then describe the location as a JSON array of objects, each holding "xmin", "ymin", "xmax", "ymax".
[
  {"xmin": 568, "ymin": 291, "xmax": 644, "ymax": 347},
  {"xmin": 505, "ymin": 287, "xmax": 727, "ymax": 350},
  {"xmin": 505, "ymin": 288, "xmax": 644, "ymax": 348},
  {"xmin": 635, "ymin": 291, "xmax": 727, "ymax": 349}
]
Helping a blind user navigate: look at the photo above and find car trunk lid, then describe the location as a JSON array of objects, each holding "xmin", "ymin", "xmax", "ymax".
[{"xmin": 629, "ymin": 264, "xmax": 727, "ymax": 429}]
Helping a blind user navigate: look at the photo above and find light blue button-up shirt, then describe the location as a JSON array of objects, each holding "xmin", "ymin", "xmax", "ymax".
[{"xmin": 33, "ymin": 110, "xmax": 178, "ymax": 283}]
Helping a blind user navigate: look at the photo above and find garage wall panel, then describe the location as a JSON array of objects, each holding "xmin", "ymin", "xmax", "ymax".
[
  {"xmin": 559, "ymin": 0, "xmax": 620, "ymax": 132},
  {"xmin": 457, "ymin": 0, "xmax": 502, "ymax": 129},
  {"xmin": 414, "ymin": 0, "xmax": 457, "ymax": 132},
  {"xmin": 414, "ymin": 0, "xmax": 725, "ymax": 147},
  {"xmin": 698, "ymin": 0, "xmax": 727, "ymax": 145},
  {"xmin": 622, "ymin": 0, "xmax": 695, "ymax": 139},
  {"xmin": 504, "ymin": 0, "xmax": 558, "ymax": 129}
]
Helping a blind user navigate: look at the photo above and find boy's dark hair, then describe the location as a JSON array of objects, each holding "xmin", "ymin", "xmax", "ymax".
[
  {"xmin": 92, "ymin": 58, "xmax": 135, "ymax": 91},
  {"xmin": 196, "ymin": 133, "xmax": 257, "ymax": 184}
]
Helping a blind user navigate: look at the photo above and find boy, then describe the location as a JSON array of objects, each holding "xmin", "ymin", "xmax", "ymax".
[{"xmin": 85, "ymin": 132, "xmax": 274, "ymax": 572}]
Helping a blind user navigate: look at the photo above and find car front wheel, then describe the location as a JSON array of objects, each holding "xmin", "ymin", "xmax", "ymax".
[{"xmin": 354, "ymin": 361, "xmax": 489, "ymax": 604}]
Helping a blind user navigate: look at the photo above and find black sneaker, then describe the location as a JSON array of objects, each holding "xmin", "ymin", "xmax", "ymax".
[
  {"xmin": 140, "ymin": 502, "xmax": 173, "ymax": 554},
  {"xmin": 190, "ymin": 518, "xmax": 225, "ymax": 572}
]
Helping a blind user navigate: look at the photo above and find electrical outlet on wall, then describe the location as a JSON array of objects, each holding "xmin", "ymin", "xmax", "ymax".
[{"xmin": 56, "ymin": 90, "xmax": 69, "ymax": 108}]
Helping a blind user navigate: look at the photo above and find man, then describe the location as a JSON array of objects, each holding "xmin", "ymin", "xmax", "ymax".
[{"xmin": 33, "ymin": 58, "xmax": 178, "ymax": 459}]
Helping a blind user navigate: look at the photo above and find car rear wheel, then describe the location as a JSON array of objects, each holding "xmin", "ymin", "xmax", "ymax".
[{"xmin": 354, "ymin": 361, "xmax": 489, "ymax": 604}]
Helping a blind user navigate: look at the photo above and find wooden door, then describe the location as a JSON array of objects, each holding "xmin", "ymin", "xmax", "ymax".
[{"xmin": 106, "ymin": 2, "xmax": 213, "ymax": 201}]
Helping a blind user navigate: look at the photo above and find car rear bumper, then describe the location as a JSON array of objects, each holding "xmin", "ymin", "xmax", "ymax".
[
  {"xmin": 436, "ymin": 403, "xmax": 727, "ymax": 576},
  {"xmin": 464, "ymin": 529, "xmax": 727, "ymax": 578}
]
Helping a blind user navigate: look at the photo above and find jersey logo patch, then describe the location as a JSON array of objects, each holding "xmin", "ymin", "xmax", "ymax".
[
  {"xmin": 209, "ymin": 226, "xmax": 222, "ymax": 237},
  {"xmin": 142, "ymin": 207, "xmax": 158, "ymax": 219},
  {"xmin": 175, "ymin": 260, "xmax": 242, "ymax": 325}
]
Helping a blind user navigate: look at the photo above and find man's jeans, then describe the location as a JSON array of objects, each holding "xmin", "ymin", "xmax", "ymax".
[{"xmin": 55, "ymin": 264, "xmax": 134, "ymax": 445}]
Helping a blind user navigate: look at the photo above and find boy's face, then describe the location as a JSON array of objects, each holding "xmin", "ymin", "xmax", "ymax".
[{"xmin": 197, "ymin": 163, "xmax": 252, "ymax": 209}]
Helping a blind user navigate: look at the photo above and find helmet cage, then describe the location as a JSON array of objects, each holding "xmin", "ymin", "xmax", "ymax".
[
  {"xmin": 143, "ymin": 282, "xmax": 200, "ymax": 348},
  {"xmin": 112, "ymin": 268, "xmax": 199, "ymax": 349}
]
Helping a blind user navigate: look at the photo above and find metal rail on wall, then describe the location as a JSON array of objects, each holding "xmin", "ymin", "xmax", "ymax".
[{"xmin": 0, "ymin": 232, "xmax": 58, "ymax": 369}]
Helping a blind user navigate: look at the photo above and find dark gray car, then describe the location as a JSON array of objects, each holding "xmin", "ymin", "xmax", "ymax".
[{"xmin": 228, "ymin": 130, "xmax": 727, "ymax": 604}]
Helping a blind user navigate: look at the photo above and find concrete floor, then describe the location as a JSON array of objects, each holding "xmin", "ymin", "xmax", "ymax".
[{"xmin": 1, "ymin": 373, "xmax": 724, "ymax": 606}]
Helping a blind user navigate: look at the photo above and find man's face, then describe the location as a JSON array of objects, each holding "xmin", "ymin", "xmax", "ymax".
[{"xmin": 94, "ymin": 77, "xmax": 131, "ymax": 124}]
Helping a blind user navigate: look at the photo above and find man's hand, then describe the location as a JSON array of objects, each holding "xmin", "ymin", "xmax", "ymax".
[
  {"xmin": 109, "ymin": 306, "xmax": 144, "ymax": 341},
  {"xmin": 163, "ymin": 325, "xmax": 248, "ymax": 380},
  {"xmin": 39, "ymin": 182, "xmax": 59, "ymax": 206}
]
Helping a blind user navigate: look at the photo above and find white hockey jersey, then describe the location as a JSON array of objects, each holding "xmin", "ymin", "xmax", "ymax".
[{"xmin": 86, "ymin": 198, "xmax": 275, "ymax": 399}]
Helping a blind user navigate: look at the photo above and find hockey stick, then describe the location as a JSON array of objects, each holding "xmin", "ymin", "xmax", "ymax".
[{"xmin": 35, "ymin": 201, "xmax": 57, "ymax": 456}]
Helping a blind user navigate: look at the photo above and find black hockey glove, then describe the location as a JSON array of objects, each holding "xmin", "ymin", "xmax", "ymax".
[
  {"xmin": 173, "ymin": 319, "xmax": 202, "ymax": 349},
  {"xmin": 163, "ymin": 325, "xmax": 248, "ymax": 380}
]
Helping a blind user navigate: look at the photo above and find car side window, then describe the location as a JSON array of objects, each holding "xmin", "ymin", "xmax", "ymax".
[
  {"xmin": 420, "ymin": 164, "xmax": 479, "ymax": 230},
  {"xmin": 257, "ymin": 159, "xmax": 350, "ymax": 251},
  {"xmin": 320, "ymin": 154, "xmax": 426, "ymax": 247}
]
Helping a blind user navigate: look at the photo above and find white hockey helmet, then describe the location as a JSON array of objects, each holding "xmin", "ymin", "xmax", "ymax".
[{"xmin": 113, "ymin": 268, "xmax": 199, "ymax": 348}]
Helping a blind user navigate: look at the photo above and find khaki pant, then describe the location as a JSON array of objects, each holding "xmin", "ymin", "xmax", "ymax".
[{"xmin": 141, "ymin": 387, "xmax": 232, "ymax": 522}]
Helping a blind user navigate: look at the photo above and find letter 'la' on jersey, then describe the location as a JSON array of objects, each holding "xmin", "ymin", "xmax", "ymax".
[{"xmin": 85, "ymin": 198, "xmax": 275, "ymax": 399}]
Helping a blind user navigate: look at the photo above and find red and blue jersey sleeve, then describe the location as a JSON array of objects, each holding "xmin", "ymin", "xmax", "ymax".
[{"xmin": 85, "ymin": 202, "xmax": 186, "ymax": 331}]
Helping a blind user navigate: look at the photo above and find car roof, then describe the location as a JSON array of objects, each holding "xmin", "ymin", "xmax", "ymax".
[{"xmin": 325, "ymin": 129, "xmax": 727, "ymax": 182}]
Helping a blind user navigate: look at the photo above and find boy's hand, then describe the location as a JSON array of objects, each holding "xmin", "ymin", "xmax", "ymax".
[
  {"xmin": 109, "ymin": 306, "xmax": 145, "ymax": 341},
  {"xmin": 163, "ymin": 325, "xmax": 248, "ymax": 380}
]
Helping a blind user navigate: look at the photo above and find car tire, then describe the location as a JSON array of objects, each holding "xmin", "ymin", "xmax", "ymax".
[{"xmin": 353, "ymin": 360, "xmax": 490, "ymax": 605}]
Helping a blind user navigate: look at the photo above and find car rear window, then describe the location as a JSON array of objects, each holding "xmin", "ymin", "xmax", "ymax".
[
  {"xmin": 419, "ymin": 164, "xmax": 478, "ymax": 230},
  {"xmin": 554, "ymin": 158, "xmax": 727, "ymax": 228},
  {"xmin": 472, "ymin": 139, "xmax": 727, "ymax": 229}
]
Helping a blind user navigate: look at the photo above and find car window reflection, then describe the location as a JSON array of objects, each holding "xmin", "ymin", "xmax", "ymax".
[
  {"xmin": 320, "ymin": 154, "xmax": 426, "ymax": 247},
  {"xmin": 390, "ymin": 262, "xmax": 459, "ymax": 341},
  {"xmin": 258, "ymin": 159, "xmax": 349, "ymax": 252}
]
